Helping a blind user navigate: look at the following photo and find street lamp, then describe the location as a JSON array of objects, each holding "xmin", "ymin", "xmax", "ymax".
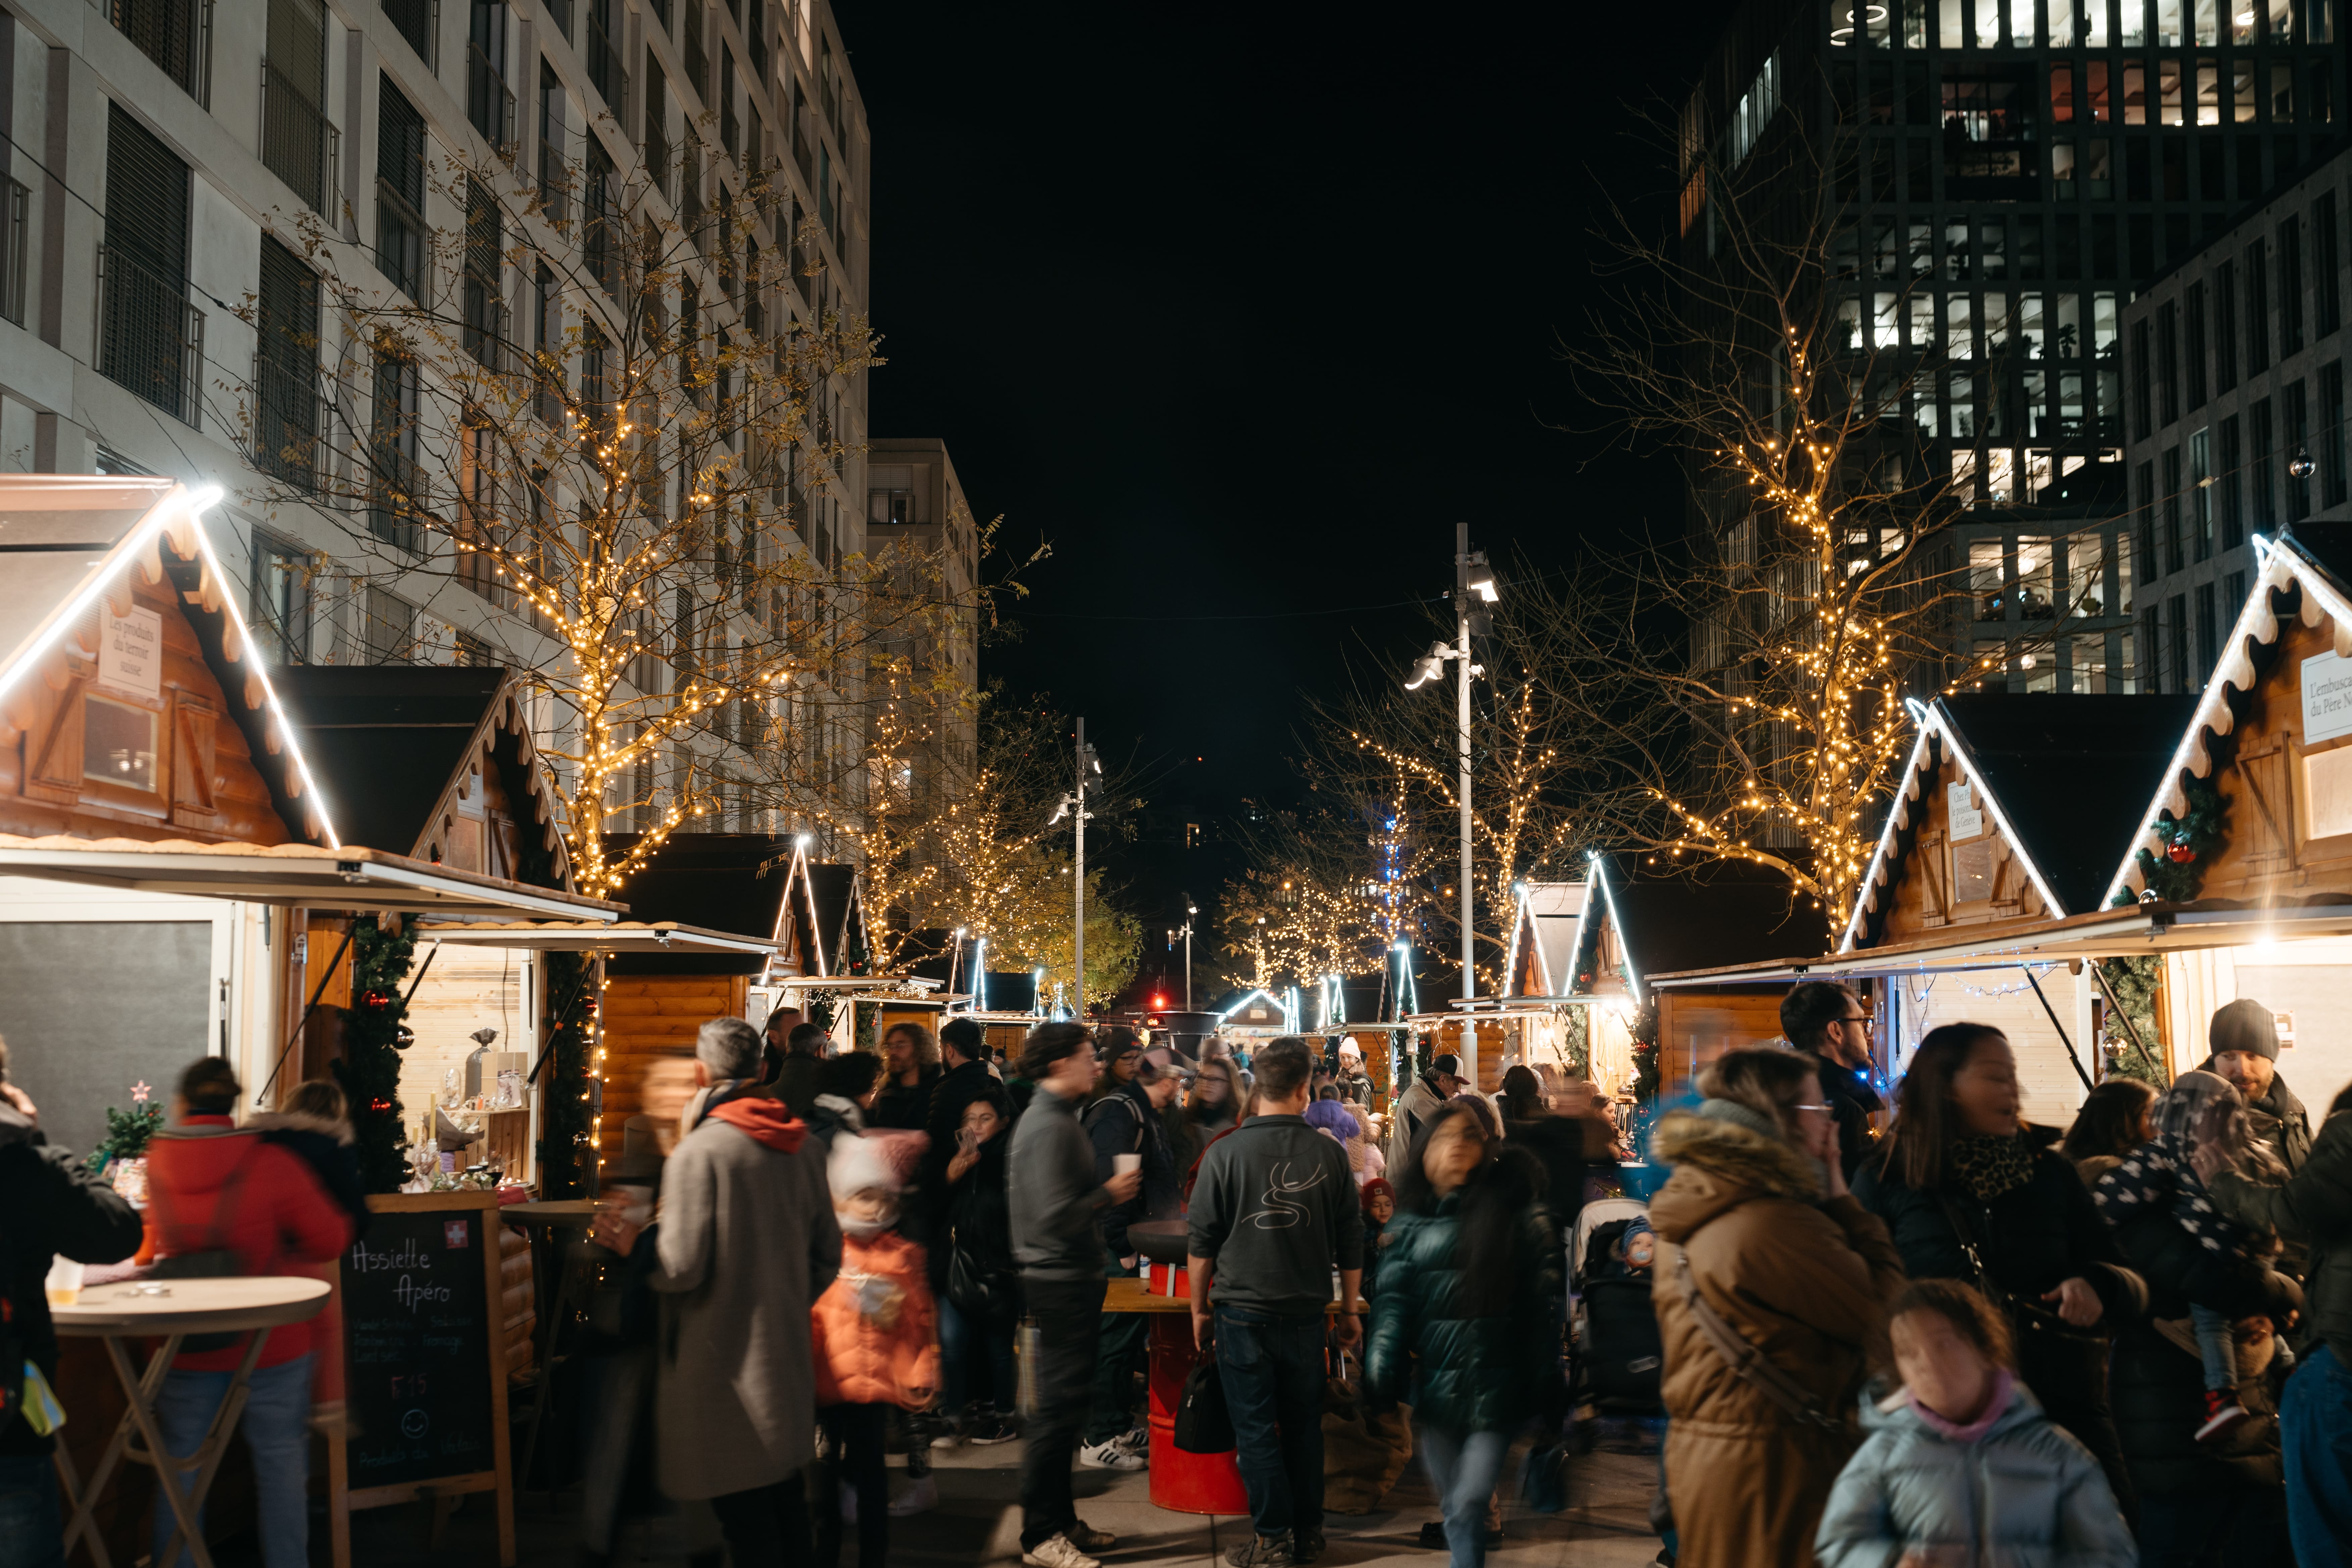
[
  {"xmin": 1401, "ymin": 523, "xmax": 1497, "ymax": 1007},
  {"xmin": 1048, "ymin": 721, "xmax": 1102, "ymax": 1016},
  {"xmin": 1169, "ymin": 894, "xmax": 1198, "ymax": 1010}
]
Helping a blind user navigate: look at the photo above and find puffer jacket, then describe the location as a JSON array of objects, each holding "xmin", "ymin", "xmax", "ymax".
[
  {"xmin": 2208, "ymin": 1099, "xmax": 2352, "ymax": 1368},
  {"xmin": 1815, "ymin": 1378, "xmax": 2137, "ymax": 1568},
  {"xmin": 1363, "ymin": 1149, "xmax": 1560, "ymax": 1431},
  {"xmin": 811, "ymin": 1230, "xmax": 940, "ymax": 1410},
  {"xmin": 2109, "ymin": 1317, "xmax": 2284, "ymax": 1494},
  {"xmin": 1649, "ymin": 1105, "xmax": 1908, "ymax": 1568}
]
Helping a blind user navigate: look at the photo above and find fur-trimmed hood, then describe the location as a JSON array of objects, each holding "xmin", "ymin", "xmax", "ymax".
[
  {"xmin": 1648, "ymin": 1106, "xmax": 1822, "ymax": 1245},
  {"xmin": 244, "ymin": 1109, "xmax": 355, "ymax": 1146}
]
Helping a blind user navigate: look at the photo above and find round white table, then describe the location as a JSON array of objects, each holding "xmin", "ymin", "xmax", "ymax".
[{"xmin": 54, "ymin": 1277, "xmax": 329, "ymax": 1568}]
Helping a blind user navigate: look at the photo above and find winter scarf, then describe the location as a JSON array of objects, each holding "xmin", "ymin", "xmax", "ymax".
[{"xmin": 1948, "ymin": 1134, "xmax": 2036, "ymax": 1203}]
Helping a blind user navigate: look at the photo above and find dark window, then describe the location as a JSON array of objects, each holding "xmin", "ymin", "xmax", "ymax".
[
  {"xmin": 2226, "ymin": 571, "xmax": 2248, "ymax": 625},
  {"xmin": 113, "ymin": 0, "xmax": 209, "ymax": 99},
  {"xmin": 261, "ymin": 0, "xmax": 332, "ymax": 214},
  {"xmin": 382, "ymin": 0, "xmax": 433, "ymax": 64},
  {"xmin": 376, "ymin": 78, "xmax": 427, "ymax": 300},
  {"xmin": 2196, "ymin": 583, "xmax": 2219, "ymax": 684},
  {"xmin": 2254, "ymin": 396, "xmax": 2278, "ymax": 525},
  {"xmin": 2186, "ymin": 282, "xmax": 2208, "ymax": 409},
  {"xmin": 369, "ymin": 347, "xmax": 422, "ymax": 550},
  {"xmin": 2158, "ymin": 301, "xmax": 2181, "ymax": 426},
  {"xmin": 0, "ymin": 178, "xmax": 27, "ymax": 327},
  {"xmin": 2283, "ymin": 216, "xmax": 2307, "ymax": 354},
  {"xmin": 464, "ymin": 176, "xmax": 504, "ymax": 368},
  {"xmin": 2326, "ymin": 361, "xmax": 2348, "ymax": 507},
  {"xmin": 533, "ymin": 261, "xmax": 561, "ymax": 424},
  {"xmin": 2321, "ymin": 191, "xmax": 2343, "ymax": 337},
  {"xmin": 469, "ymin": 1, "xmax": 513, "ymax": 148},
  {"xmin": 585, "ymin": 139, "xmax": 616, "ymax": 295},
  {"xmin": 2288, "ymin": 378, "xmax": 2313, "ymax": 520},
  {"xmin": 2193, "ymin": 426, "xmax": 2214, "ymax": 560},
  {"xmin": 254, "ymin": 236, "xmax": 320, "ymax": 491},
  {"xmin": 2221, "ymin": 415, "xmax": 2245, "ymax": 548},
  {"xmin": 538, "ymin": 61, "xmax": 566, "ymax": 225},
  {"xmin": 99, "ymin": 103, "xmax": 200, "ymax": 426},
  {"xmin": 2131, "ymin": 318, "xmax": 2155, "ymax": 439},
  {"xmin": 2168, "ymin": 594, "xmax": 2190, "ymax": 694},
  {"xmin": 2216, "ymin": 260, "xmax": 2239, "ymax": 390},
  {"xmin": 643, "ymin": 53, "xmax": 669, "ymax": 185},
  {"xmin": 2143, "ymin": 606, "xmax": 2162, "ymax": 691},
  {"xmin": 2163, "ymin": 445, "xmax": 2186, "ymax": 572},
  {"xmin": 2248, "ymin": 238, "xmax": 2272, "ymax": 370},
  {"xmin": 251, "ymin": 530, "xmax": 309, "ymax": 664},
  {"xmin": 2136, "ymin": 461, "xmax": 2158, "ymax": 576}
]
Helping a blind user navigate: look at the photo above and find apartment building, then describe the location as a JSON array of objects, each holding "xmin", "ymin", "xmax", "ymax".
[
  {"xmin": 0, "ymin": 0, "xmax": 871, "ymax": 833},
  {"xmin": 865, "ymin": 435, "xmax": 979, "ymax": 777},
  {"xmin": 2121, "ymin": 141, "xmax": 2352, "ymax": 694}
]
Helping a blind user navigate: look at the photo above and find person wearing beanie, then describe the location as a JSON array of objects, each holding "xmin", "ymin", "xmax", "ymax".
[
  {"xmin": 1387, "ymin": 1051, "xmax": 1466, "ymax": 1170},
  {"xmin": 2200, "ymin": 998, "xmax": 2311, "ymax": 1177},
  {"xmin": 811, "ymin": 1133, "xmax": 942, "ymax": 1565}
]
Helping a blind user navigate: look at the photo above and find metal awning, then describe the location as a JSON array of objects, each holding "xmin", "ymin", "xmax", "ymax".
[
  {"xmin": 1449, "ymin": 995, "xmax": 1627, "ymax": 1010},
  {"xmin": 1648, "ymin": 899, "xmax": 2352, "ymax": 989},
  {"xmin": 0, "ymin": 836, "xmax": 622, "ymax": 923},
  {"xmin": 771, "ymin": 975, "xmax": 942, "ymax": 992},
  {"xmin": 414, "ymin": 920, "xmax": 773, "ymax": 954}
]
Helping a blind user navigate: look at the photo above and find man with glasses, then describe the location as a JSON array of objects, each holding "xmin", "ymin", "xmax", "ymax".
[{"xmin": 1780, "ymin": 981, "xmax": 1883, "ymax": 1173}]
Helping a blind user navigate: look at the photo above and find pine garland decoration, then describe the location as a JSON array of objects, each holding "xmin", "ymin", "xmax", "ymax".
[
  {"xmin": 2132, "ymin": 774, "xmax": 2228, "ymax": 902},
  {"xmin": 535, "ymin": 948, "xmax": 596, "ymax": 1199},
  {"xmin": 335, "ymin": 920, "xmax": 417, "ymax": 1193}
]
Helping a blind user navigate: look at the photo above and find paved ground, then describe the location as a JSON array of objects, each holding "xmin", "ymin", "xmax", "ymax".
[{"xmin": 334, "ymin": 1429, "xmax": 1666, "ymax": 1568}]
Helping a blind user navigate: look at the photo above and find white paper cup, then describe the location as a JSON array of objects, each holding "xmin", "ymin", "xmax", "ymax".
[
  {"xmin": 1112, "ymin": 1153, "xmax": 1141, "ymax": 1177},
  {"xmin": 44, "ymin": 1256, "xmax": 83, "ymax": 1307}
]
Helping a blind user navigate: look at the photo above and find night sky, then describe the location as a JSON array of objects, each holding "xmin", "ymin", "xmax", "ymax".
[{"xmin": 839, "ymin": 1, "xmax": 1741, "ymax": 978}]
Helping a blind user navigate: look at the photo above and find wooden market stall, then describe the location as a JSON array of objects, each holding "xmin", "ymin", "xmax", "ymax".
[{"xmin": 1836, "ymin": 692, "xmax": 2196, "ymax": 1112}]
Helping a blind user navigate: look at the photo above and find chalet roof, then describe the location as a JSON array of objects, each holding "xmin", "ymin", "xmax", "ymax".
[
  {"xmin": 1585, "ymin": 853, "xmax": 1832, "ymax": 993},
  {"xmin": 599, "ymin": 832, "xmax": 798, "ymax": 975}
]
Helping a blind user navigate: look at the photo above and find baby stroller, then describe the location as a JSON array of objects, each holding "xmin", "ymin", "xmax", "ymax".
[{"xmin": 1567, "ymin": 1195, "xmax": 1665, "ymax": 1433}]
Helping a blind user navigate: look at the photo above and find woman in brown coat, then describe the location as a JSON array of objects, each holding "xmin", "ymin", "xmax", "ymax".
[{"xmin": 1652, "ymin": 1047, "xmax": 1907, "ymax": 1568}]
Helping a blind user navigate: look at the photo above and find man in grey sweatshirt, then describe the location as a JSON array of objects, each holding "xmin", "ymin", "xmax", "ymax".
[
  {"xmin": 1188, "ymin": 1036, "xmax": 1364, "ymax": 1568},
  {"xmin": 1008, "ymin": 1024, "xmax": 1140, "ymax": 1568}
]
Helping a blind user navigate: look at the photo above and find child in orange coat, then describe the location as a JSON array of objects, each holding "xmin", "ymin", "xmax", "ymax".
[{"xmin": 811, "ymin": 1131, "xmax": 940, "ymax": 1568}]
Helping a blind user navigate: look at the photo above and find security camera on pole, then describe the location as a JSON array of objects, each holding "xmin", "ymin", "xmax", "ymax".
[
  {"xmin": 1403, "ymin": 522, "xmax": 1500, "ymax": 1028},
  {"xmin": 1047, "ymin": 720, "xmax": 1103, "ymax": 1018}
]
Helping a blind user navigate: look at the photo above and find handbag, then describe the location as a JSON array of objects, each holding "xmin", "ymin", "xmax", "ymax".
[
  {"xmin": 147, "ymin": 1149, "xmax": 257, "ymax": 1352},
  {"xmin": 1673, "ymin": 1250, "xmax": 1844, "ymax": 1432},
  {"xmin": 1173, "ymin": 1357, "xmax": 1235, "ymax": 1453},
  {"xmin": 1935, "ymin": 1193, "xmax": 2109, "ymax": 1416},
  {"xmin": 946, "ymin": 1226, "xmax": 1018, "ymax": 1324}
]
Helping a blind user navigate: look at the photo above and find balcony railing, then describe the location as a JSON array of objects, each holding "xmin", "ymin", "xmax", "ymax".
[
  {"xmin": 260, "ymin": 60, "xmax": 338, "ymax": 216},
  {"xmin": 368, "ymin": 446, "xmax": 426, "ymax": 551},
  {"xmin": 468, "ymin": 43, "xmax": 517, "ymax": 154},
  {"xmin": 250, "ymin": 352, "xmax": 323, "ymax": 492},
  {"xmin": 586, "ymin": 18, "xmax": 627, "ymax": 116},
  {"xmin": 382, "ymin": 0, "xmax": 435, "ymax": 68},
  {"xmin": 114, "ymin": 0, "xmax": 212, "ymax": 105},
  {"xmin": 97, "ymin": 244, "xmax": 205, "ymax": 429}
]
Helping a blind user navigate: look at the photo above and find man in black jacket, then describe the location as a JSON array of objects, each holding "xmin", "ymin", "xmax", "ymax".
[
  {"xmin": 2202, "ymin": 999, "xmax": 2312, "ymax": 1174},
  {"xmin": 1780, "ymin": 980, "xmax": 1883, "ymax": 1174},
  {"xmin": 0, "ymin": 1062, "xmax": 145, "ymax": 1562},
  {"xmin": 1077, "ymin": 1046, "xmax": 1184, "ymax": 1469},
  {"xmin": 1007, "ymin": 1025, "xmax": 1138, "ymax": 1568},
  {"xmin": 771, "ymin": 1021, "xmax": 829, "ymax": 1120},
  {"xmin": 1188, "ymin": 1037, "xmax": 1363, "ymax": 1568}
]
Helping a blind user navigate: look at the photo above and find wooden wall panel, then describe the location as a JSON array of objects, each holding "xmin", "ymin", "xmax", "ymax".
[
  {"xmin": 597, "ymin": 976, "xmax": 745, "ymax": 1159},
  {"xmin": 1656, "ymin": 989, "xmax": 1789, "ymax": 1091},
  {"xmin": 1872, "ymin": 749, "xmax": 2053, "ymax": 948}
]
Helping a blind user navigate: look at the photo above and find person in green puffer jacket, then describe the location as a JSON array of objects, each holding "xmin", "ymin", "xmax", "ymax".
[{"xmin": 1365, "ymin": 1101, "xmax": 1563, "ymax": 1568}]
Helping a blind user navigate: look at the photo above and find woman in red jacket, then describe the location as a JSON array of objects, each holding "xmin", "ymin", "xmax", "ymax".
[{"xmin": 144, "ymin": 1058, "xmax": 356, "ymax": 1568}]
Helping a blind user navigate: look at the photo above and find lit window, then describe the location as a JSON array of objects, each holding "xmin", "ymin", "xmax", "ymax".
[{"xmin": 84, "ymin": 697, "xmax": 158, "ymax": 792}]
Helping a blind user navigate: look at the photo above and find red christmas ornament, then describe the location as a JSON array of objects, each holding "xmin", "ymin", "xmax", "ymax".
[
  {"xmin": 2166, "ymin": 842, "xmax": 2197, "ymax": 863},
  {"xmin": 368, "ymin": 1097, "xmax": 393, "ymax": 1115},
  {"xmin": 357, "ymin": 988, "xmax": 394, "ymax": 1013}
]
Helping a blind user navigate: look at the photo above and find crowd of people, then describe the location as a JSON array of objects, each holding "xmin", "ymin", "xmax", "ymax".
[{"xmin": 4, "ymin": 984, "xmax": 2349, "ymax": 1568}]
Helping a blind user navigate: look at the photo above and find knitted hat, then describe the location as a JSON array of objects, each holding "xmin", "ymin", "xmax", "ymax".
[{"xmin": 2209, "ymin": 998, "xmax": 2280, "ymax": 1062}]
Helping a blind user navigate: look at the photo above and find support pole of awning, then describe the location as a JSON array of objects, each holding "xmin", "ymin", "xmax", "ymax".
[
  {"xmin": 2087, "ymin": 959, "xmax": 2167, "ymax": 1082},
  {"xmin": 256, "ymin": 926, "xmax": 356, "ymax": 1104},
  {"xmin": 2022, "ymin": 965, "xmax": 2097, "ymax": 1095}
]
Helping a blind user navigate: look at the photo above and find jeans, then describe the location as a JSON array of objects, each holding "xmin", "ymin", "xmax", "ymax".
[
  {"xmin": 1418, "ymin": 1425, "xmax": 1512, "ymax": 1568},
  {"xmin": 816, "ymin": 1403, "xmax": 888, "ymax": 1568},
  {"xmin": 1087, "ymin": 1251, "xmax": 1148, "ymax": 1444},
  {"xmin": 152, "ymin": 1352, "xmax": 313, "ymax": 1568},
  {"xmin": 2189, "ymin": 1304, "xmax": 2239, "ymax": 1392},
  {"xmin": 1214, "ymin": 1305, "xmax": 1327, "ymax": 1541},
  {"xmin": 2284, "ymin": 1343, "xmax": 2352, "ymax": 1567},
  {"xmin": 706, "ymin": 1474, "xmax": 811, "ymax": 1568},
  {"xmin": 0, "ymin": 1452, "xmax": 64, "ymax": 1568},
  {"xmin": 938, "ymin": 1297, "xmax": 1019, "ymax": 1416},
  {"xmin": 1019, "ymin": 1276, "xmax": 1102, "ymax": 1550}
]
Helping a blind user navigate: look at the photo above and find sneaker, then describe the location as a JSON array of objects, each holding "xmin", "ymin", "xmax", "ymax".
[
  {"xmin": 1068, "ymin": 1521, "xmax": 1119, "ymax": 1553},
  {"xmin": 1110, "ymin": 1423, "xmax": 1149, "ymax": 1453},
  {"xmin": 967, "ymin": 1414, "xmax": 1021, "ymax": 1445},
  {"xmin": 1022, "ymin": 1534, "xmax": 1102, "ymax": 1568},
  {"xmin": 2196, "ymin": 1388, "xmax": 2252, "ymax": 1442},
  {"xmin": 930, "ymin": 1422, "xmax": 966, "ymax": 1452},
  {"xmin": 887, "ymin": 1475, "xmax": 937, "ymax": 1517},
  {"xmin": 1291, "ymin": 1528, "xmax": 1326, "ymax": 1563},
  {"xmin": 1224, "ymin": 1532, "xmax": 1294, "ymax": 1568},
  {"xmin": 1078, "ymin": 1438, "xmax": 1146, "ymax": 1471}
]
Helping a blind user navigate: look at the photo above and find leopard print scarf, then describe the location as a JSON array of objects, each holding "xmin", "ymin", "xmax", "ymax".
[{"xmin": 1948, "ymin": 1134, "xmax": 2036, "ymax": 1202}]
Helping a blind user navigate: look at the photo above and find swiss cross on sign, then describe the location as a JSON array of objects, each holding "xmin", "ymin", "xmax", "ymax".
[{"xmin": 444, "ymin": 1219, "xmax": 471, "ymax": 1250}]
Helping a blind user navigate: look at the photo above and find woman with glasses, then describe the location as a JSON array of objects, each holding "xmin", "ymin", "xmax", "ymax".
[{"xmin": 1648, "ymin": 1046, "xmax": 1907, "ymax": 1568}]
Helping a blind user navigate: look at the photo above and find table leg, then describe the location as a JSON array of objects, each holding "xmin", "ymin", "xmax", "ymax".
[
  {"xmin": 519, "ymin": 1241, "xmax": 576, "ymax": 1500},
  {"xmin": 106, "ymin": 1336, "xmax": 218, "ymax": 1568},
  {"xmin": 51, "ymin": 1434, "xmax": 113, "ymax": 1568},
  {"xmin": 157, "ymin": 1330, "xmax": 270, "ymax": 1568},
  {"xmin": 61, "ymin": 1332, "xmax": 182, "ymax": 1568}
]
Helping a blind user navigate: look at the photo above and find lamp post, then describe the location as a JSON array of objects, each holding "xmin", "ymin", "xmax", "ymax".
[
  {"xmin": 1168, "ymin": 896, "xmax": 1198, "ymax": 1010},
  {"xmin": 1049, "ymin": 720, "xmax": 1102, "ymax": 1017},
  {"xmin": 1404, "ymin": 522, "xmax": 1498, "ymax": 1006}
]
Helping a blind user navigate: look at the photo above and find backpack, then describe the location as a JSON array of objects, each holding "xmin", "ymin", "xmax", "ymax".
[{"xmin": 147, "ymin": 1148, "xmax": 259, "ymax": 1352}]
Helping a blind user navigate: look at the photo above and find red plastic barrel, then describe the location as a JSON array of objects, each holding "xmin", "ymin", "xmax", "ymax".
[{"xmin": 1144, "ymin": 1313, "xmax": 1248, "ymax": 1514}]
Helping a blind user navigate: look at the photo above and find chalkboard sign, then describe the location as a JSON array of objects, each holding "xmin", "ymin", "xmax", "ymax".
[{"xmin": 342, "ymin": 1194, "xmax": 505, "ymax": 1491}]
